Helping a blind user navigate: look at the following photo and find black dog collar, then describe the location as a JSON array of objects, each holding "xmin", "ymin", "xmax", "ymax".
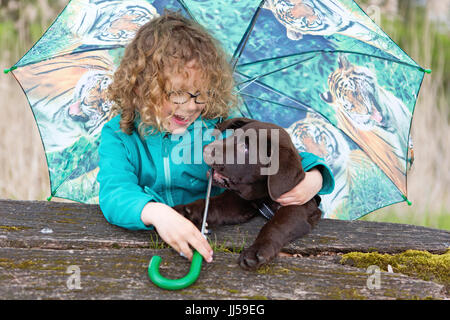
[
  {"xmin": 251, "ymin": 195, "xmax": 321, "ymax": 220},
  {"xmin": 251, "ymin": 198, "xmax": 280, "ymax": 220},
  {"xmin": 256, "ymin": 201, "xmax": 275, "ymax": 220}
]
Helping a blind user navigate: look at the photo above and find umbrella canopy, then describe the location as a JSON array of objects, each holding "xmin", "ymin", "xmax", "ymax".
[{"xmin": 5, "ymin": 0, "xmax": 428, "ymax": 220}]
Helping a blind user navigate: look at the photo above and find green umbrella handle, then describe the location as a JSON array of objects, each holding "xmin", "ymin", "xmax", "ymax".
[{"xmin": 148, "ymin": 250, "xmax": 203, "ymax": 290}]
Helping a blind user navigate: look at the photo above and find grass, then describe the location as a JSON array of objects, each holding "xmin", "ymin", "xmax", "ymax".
[
  {"xmin": 361, "ymin": 206, "xmax": 450, "ymax": 230},
  {"xmin": 0, "ymin": 1, "xmax": 448, "ymax": 229}
]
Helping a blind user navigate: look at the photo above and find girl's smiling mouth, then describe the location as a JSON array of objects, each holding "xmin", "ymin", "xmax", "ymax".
[{"xmin": 172, "ymin": 113, "xmax": 192, "ymax": 125}]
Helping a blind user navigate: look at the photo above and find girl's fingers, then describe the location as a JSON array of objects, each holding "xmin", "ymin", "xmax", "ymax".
[
  {"xmin": 278, "ymin": 196, "xmax": 309, "ymax": 206},
  {"xmin": 277, "ymin": 197, "xmax": 296, "ymax": 205},
  {"xmin": 190, "ymin": 233, "xmax": 213, "ymax": 263},
  {"xmin": 178, "ymin": 242, "xmax": 193, "ymax": 261}
]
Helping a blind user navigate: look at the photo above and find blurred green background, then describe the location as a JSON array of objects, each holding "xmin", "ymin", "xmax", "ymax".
[{"xmin": 0, "ymin": 0, "xmax": 448, "ymax": 229}]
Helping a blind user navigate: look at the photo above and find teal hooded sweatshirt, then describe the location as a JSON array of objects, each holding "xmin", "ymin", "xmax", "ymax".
[{"xmin": 97, "ymin": 115, "xmax": 335, "ymax": 230}]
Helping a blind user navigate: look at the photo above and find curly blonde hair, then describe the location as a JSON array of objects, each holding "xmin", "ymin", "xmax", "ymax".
[{"xmin": 107, "ymin": 10, "xmax": 237, "ymax": 135}]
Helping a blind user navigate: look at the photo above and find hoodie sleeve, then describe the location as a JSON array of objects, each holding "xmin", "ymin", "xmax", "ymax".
[
  {"xmin": 97, "ymin": 120, "xmax": 155, "ymax": 231},
  {"xmin": 299, "ymin": 152, "xmax": 335, "ymax": 195}
]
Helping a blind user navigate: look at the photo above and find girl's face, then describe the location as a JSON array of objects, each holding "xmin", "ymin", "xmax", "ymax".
[{"xmin": 161, "ymin": 61, "xmax": 207, "ymax": 134}]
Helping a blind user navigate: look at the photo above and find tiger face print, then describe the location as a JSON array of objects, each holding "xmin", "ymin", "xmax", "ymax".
[
  {"xmin": 287, "ymin": 113, "xmax": 352, "ymax": 217},
  {"xmin": 263, "ymin": 0, "xmax": 354, "ymax": 40},
  {"xmin": 72, "ymin": 0, "xmax": 158, "ymax": 46},
  {"xmin": 320, "ymin": 55, "xmax": 385, "ymax": 131},
  {"xmin": 68, "ymin": 70, "xmax": 113, "ymax": 134},
  {"xmin": 287, "ymin": 114, "xmax": 349, "ymax": 174},
  {"xmin": 320, "ymin": 55, "xmax": 413, "ymax": 195}
]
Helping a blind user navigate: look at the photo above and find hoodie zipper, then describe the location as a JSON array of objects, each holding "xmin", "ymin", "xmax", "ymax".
[{"xmin": 162, "ymin": 133, "xmax": 175, "ymax": 207}]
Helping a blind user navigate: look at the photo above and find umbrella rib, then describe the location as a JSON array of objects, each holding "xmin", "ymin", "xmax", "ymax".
[
  {"xmin": 236, "ymin": 72, "xmax": 408, "ymax": 199},
  {"xmin": 236, "ymin": 54, "xmax": 318, "ymax": 90},
  {"xmin": 48, "ymin": 139, "xmax": 96, "ymax": 200},
  {"xmin": 176, "ymin": 0, "xmax": 197, "ymax": 21},
  {"xmin": 50, "ymin": 170, "xmax": 78, "ymax": 199},
  {"xmin": 236, "ymin": 49, "xmax": 427, "ymax": 73},
  {"xmin": 350, "ymin": 0, "xmax": 421, "ymax": 69},
  {"xmin": 231, "ymin": 0, "xmax": 265, "ymax": 70},
  {"xmin": 239, "ymin": 92, "xmax": 310, "ymax": 112},
  {"xmin": 10, "ymin": 0, "xmax": 72, "ymax": 70},
  {"xmin": 236, "ymin": 71, "xmax": 306, "ymax": 106},
  {"xmin": 11, "ymin": 46, "xmax": 125, "ymax": 70},
  {"xmin": 10, "ymin": 68, "xmax": 97, "ymax": 203},
  {"xmin": 403, "ymin": 72, "xmax": 425, "ymax": 200},
  {"xmin": 236, "ymin": 70, "xmax": 335, "ymax": 126}
]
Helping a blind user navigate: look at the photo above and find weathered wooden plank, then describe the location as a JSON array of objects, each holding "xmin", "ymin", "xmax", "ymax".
[
  {"xmin": 0, "ymin": 247, "xmax": 446, "ymax": 300},
  {"xmin": 0, "ymin": 200, "xmax": 150, "ymax": 249},
  {"xmin": 0, "ymin": 200, "xmax": 448, "ymax": 255},
  {"xmin": 215, "ymin": 217, "xmax": 450, "ymax": 255}
]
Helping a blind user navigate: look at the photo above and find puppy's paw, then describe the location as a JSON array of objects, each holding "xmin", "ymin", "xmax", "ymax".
[{"xmin": 238, "ymin": 243, "xmax": 278, "ymax": 270}]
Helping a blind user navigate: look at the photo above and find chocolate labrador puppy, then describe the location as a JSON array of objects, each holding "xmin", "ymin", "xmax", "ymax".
[{"xmin": 174, "ymin": 118, "xmax": 322, "ymax": 269}]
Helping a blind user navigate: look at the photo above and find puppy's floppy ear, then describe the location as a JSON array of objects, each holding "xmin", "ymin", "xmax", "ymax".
[
  {"xmin": 267, "ymin": 146, "xmax": 305, "ymax": 201},
  {"xmin": 215, "ymin": 117, "xmax": 256, "ymax": 132}
]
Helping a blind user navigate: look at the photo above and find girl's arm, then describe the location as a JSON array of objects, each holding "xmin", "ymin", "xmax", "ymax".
[
  {"xmin": 97, "ymin": 120, "xmax": 213, "ymax": 262},
  {"xmin": 97, "ymin": 122, "xmax": 156, "ymax": 230},
  {"xmin": 275, "ymin": 151, "xmax": 335, "ymax": 206}
]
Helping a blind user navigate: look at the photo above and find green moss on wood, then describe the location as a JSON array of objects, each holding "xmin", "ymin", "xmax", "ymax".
[
  {"xmin": 0, "ymin": 225, "xmax": 32, "ymax": 231},
  {"xmin": 340, "ymin": 249, "xmax": 450, "ymax": 288},
  {"xmin": 0, "ymin": 258, "xmax": 66, "ymax": 272},
  {"xmin": 256, "ymin": 264, "xmax": 291, "ymax": 275}
]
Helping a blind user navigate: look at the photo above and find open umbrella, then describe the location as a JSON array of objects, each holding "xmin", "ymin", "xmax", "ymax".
[{"xmin": 5, "ymin": 0, "xmax": 429, "ymax": 220}]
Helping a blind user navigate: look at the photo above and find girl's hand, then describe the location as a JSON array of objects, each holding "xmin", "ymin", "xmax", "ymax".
[
  {"xmin": 141, "ymin": 202, "xmax": 214, "ymax": 263},
  {"xmin": 275, "ymin": 168, "xmax": 323, "ymax": 206}
]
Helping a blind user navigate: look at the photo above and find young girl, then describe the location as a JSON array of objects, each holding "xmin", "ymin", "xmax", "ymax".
[{"xmin": 97, "ymin": 12, "xmax": 334, "ymax": 264}]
